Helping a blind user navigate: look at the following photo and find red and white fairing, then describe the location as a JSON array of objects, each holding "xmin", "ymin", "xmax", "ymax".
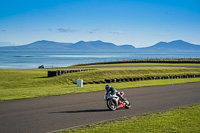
[{"xmin": 104, "ymin": 91, "xmax": 131, "ymax": 111}]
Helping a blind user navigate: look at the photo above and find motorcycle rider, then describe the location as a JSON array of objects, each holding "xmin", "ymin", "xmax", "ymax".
[{"xmin": 105, "ymin": 85, "xmax": 124, "ymax": 102}]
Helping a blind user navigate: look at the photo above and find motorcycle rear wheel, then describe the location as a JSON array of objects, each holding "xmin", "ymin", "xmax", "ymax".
[{"xmin": 107, "ymin": 100, "xmax": 117, "ymax": 111}]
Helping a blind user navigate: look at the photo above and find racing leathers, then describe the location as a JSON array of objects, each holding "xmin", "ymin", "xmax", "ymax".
[{"xmin": 106, "ymin": 87, "xmax": 124, "ymax": 102}]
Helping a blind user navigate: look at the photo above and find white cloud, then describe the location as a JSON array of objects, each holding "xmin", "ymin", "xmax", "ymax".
[
  {"xmin": 89, "ymin": 29, "xmax": 100, "ymax": 34},
  {"xmin": 57, "ymin": 28, "xmax": 78, "ymax": 33}
]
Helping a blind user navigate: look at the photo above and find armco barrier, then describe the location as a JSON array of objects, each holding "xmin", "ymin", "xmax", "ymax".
[{"xmin": 77, "ymin": 74, "xmax": 200, "ymax": 84}]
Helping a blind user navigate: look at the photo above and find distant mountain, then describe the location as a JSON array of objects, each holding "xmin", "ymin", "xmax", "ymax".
[
  {"xmin": 68, "ymin": 40, "xmax": 117, "ymax": 50},
  {"xmin": 140, "ymin": 40, "xmax": 200, "ymax": 51},
  {"xmin": 22, "ymin": 40, "xmax": 73, "ymax": 50},
  {"xmin": 0, "ymin": 40, "xmax": 73, "ymax": 50},
  {"xmin": 0, "ymin": 40, "xmax": 135, "ymax": 51},
  {"xmin": 0, "ymin": 39, "xmax": 199, "ymax": 51},
  {"xmin": 119, "ymin": 44, "xmax": 136, "ymax": 50},
  {"xmin": 69, "ymin": 40, "xmax": 135, "ymax": 51}
]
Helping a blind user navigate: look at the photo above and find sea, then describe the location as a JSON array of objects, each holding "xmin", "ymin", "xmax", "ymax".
[{"xmin": 0, "ymin": 50, "xmax": 200, "ymax": 69}]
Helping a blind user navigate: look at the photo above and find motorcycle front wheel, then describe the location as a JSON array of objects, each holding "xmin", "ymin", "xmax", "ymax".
[
  {"xmin": 125, "ymin": 100, "xmax": 131, "ymax": 109},
  {"xmin": 107, "ymin": 100, "xmax": 117, "ymax": 111}
]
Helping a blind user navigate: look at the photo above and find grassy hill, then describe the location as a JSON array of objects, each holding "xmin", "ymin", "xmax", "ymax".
[{"xmin": 1, "ymin": 62, "xmax": 200, "ymax": 101}]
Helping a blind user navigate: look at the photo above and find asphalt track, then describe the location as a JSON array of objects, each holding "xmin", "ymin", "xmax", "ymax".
[{"xmin": 0, "ymin": 82, "xmax": 200, "ymax": 133}]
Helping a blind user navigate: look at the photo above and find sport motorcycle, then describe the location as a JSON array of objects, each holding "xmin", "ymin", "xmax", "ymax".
[{"xmin": 104, "ymin": 91, "xmax": 131, "ymax": 111}]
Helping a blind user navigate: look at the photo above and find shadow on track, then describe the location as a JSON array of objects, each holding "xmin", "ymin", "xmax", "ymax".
[{"xmin": 50, "ymin": 109, "xmax": 110, "ymax": 114}]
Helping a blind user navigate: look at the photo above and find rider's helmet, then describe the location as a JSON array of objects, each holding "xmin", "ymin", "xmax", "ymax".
[{"xmin": 105, "ymin": 85, "xmax": 111, "ymax": 91}]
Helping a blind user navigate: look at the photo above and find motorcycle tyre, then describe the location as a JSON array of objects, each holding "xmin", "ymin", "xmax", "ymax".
[
  {"xmin": 125, "ymin": 100, "xmax": 131, "ymax": 109},
  {"xmin": 107, "ymin": 100, "xmax": 117, "ymax": 111}
]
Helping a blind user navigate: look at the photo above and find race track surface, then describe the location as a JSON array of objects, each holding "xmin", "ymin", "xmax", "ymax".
[{"xmin": 0, "ymin": 82, "xmax": 200, "ymax": 133}]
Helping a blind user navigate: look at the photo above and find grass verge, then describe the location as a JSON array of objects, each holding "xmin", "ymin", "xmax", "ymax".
[
  {"xmin": 0, "ymin": 64, "xmax": 200, "ymax": 101},
  {"xmin": 61, "ymin": 68, "xmax": 200, "ymax": 83},
  {"xmin": 59, "ymin": 104, "xmax": 200, "ymax": 133},
  {"xmin": 74, "ymin": 63, "xmax": 200, "ymax": 67},
  {"xmin": 1, "ymin": 76, "xmax": 200, "ymax": 101}
]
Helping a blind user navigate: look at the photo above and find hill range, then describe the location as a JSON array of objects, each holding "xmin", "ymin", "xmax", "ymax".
[{"xmin": 0, "ymin": 40, "xmax": 200, "ymax": 51}]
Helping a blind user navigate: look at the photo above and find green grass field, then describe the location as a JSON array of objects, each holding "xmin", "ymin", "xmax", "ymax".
[
  {"xmin": 60, "ymin": 67, "xmax": 200, "ymax": 83},
  {"xmin": 73, "ymin": 63, "xmax": 200, "ymax": 67},
  {"xmin": 0, "ymin": 67, "xmax": 200, "ymax": 101},
  {"xmin": 60, "ymin": 104, "xmax": 200, "ymax": 133},
  {"xmin": 0, "ymin": 63, "xmax": 200, "ymax": 101}
]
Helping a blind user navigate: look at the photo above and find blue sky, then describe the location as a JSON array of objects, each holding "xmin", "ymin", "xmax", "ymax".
[{"xmin": 0, "ymin": 0, "xmax": 200, "ymax": 47}]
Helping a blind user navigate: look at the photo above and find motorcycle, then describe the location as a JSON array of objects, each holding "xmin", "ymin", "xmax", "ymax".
[{"xmin": 104, "ymin": 91, "xmax": 131, "ymax": 111}]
